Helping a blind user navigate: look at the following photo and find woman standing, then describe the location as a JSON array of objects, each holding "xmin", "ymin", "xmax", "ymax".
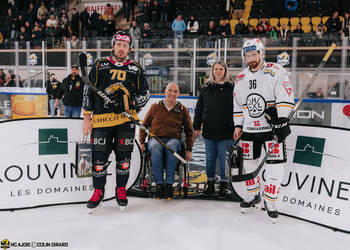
[{"xmin": 193, "ymin": 60, "xmax": 234, "ymax": 198}]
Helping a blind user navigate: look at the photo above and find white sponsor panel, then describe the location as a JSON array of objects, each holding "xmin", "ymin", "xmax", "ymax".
[
  {"xmin": 230, "ymin": 125, "xmax": 350, "ymax": 232},
  {"xmin": 0, "ymin": 118, "xmax": 141, "ymax": 210},
  {"xmin": 331, "ymin": 103, "xmax": 350, "ymax": 129}
]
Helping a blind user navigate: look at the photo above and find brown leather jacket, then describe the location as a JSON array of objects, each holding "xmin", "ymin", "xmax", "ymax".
[{"xmin": 139, "ymin": 100, "xmax": 194, "ymax": 151}]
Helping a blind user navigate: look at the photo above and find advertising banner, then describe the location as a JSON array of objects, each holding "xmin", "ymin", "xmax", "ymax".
[
  {"xmin": 331, "ymin": 102, "xmax": 350, "ymax": 129},
  {"xmin": 0, "ymin": 94, "xmax": 11, "ymax": 120},
  {"xmin": 230, "ymin": 125, "xmax": 350, "ymax": 233},
  {"xmin": 289, "ymin": 101, "xmax": 332, "ymax": 126},
  {"xmin": 84, "ymin": 2, "xmax": 122, "ymax": 15},
  {"xmin": 0, "ymin": 118, "xmax": 141, "ymax": 210},
  {"xmin": 11, "ymin": 94, "xmax": 48, "ymax": 119}
]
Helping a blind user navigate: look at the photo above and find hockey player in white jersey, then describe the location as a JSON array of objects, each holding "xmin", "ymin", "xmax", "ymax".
[{"xmin": 233, "ymin": 38, "xmax": 294, "ymax": 222}]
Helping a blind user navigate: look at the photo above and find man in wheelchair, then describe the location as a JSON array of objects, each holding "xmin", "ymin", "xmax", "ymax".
[{"xmin": 139, "ymin": 82, "xmax": 194, "ymax": 200}]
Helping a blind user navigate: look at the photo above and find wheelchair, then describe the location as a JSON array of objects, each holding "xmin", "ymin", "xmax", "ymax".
[{"xmin": 139, "ymin": 141, "xmax": 190, "ymax": 199}]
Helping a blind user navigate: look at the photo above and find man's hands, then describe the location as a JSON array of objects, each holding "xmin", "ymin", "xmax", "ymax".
[
  {"xmin": 82, "ymin": 114, "xmax": 92, "ymax": 136},
  {"xmin": 234, "ymin": 127, "xmax": 242, "ymax": 141}
]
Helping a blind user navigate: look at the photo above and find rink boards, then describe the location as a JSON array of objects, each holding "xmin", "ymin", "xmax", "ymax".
[{"xmin": 0, "ymin": 98, "xmax": 350, "ymax": 233}]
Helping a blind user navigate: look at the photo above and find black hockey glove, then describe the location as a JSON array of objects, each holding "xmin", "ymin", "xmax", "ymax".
[
  {"xmin": 265, "ymin": 106, "xmax": 291, "ymax": 143},
  {"xmin": 104, "ymin": 98, "xmax": 124, "ymax": 114}
]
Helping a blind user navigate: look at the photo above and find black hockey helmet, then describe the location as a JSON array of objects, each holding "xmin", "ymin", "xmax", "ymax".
[{"xmin": 111, "ymin": 30, "xmax": 132, "ymax": 47}]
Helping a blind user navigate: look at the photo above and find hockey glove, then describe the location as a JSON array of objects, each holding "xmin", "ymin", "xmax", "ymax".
[{"xmin": 265, "ymin": 106, "xmax": 291, "ymax": 143}]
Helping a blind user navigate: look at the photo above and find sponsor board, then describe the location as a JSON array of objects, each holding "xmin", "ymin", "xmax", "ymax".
[
  {"xmin": 230, "ymin": 125, "xmax": 350, "ymax": 232},
  {"xmin": 11, "ymin": 94, "xmax": 47, "ymax": 119},
  {"xmin": 84, "ymin": 2, "xmax": 122, "ymax": 15},
  {"xmin": 0, "ymin": 94, "xmax": 11, "ymax": 120},
  {"xmin": 0, "ymin": 119, "xmax": 141, "ymax": 210}
]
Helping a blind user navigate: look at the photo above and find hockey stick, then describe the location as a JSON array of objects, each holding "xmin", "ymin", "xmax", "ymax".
[
  {"xmin": 230, "ymin": 42, "xmax": 337, "ymax": 182},
  {"xmin": 78, "ymin": 53, "xmax": 188, "ymax": 164}
]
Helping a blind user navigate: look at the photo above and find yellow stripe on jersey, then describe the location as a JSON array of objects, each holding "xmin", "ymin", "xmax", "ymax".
[
  {"xmin": 276, "ymin": 104, "xmax": 294, "ymax": 109},
  {"xmin": 234, "ymin": 114, "xmax": 243, "ymax": 117},
  {"xmin": 264, "ymin": 194, "xmax": 277, "ymax": 202},
  {"xmin": 92, "ymin": 109, "xmax": 139, "ymax": 128}
]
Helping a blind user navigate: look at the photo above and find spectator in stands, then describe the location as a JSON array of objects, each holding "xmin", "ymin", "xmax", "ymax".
[
  {"xmin": 70, "ymin": 34, "xmax": 81, "ymax": 49},
  {"xmin": 0, "ymin": 69, "xmax": 6, "ymax": 87},
  {"xmin": 17, "ymin": 15, "xmax": 25, "ymax": 30},
  {"xmin": 233, "ymin": 0, "xmax": 245, "ymax": 20},
  {"xmin": 206, "ymin": 21, "xmax": 217, "ymax": 48},
  {"xmin": 269, "ymin": 26, "xmax": 278, "ymax": 41},
  {"xmin": 46, "ymin": 73, "xmax": 63, "ymax": 117},
  {"xmin": 25, "ymin": 21, "xmax": 32, "ymax": 38},
  {"xmin": 4, "ymin": 75, "xmax": 15, "ymax": 87},
  {"xmin": 46, "ymin": 14, "xmax": 57, "ymax": 28},
  {"xmin": 256, "ymin": 24, "xmax": 268, "ymax": 37},
  {"xmin": 218, "ymin": 20, "xmax": 231, "ymax": 37},
  {"xmin": 56, "ymin": 65, "xmax": 84, "ymax": 118},
  {"xmin": 18, "ymin": 26, "xmax": 30, "ymax": 48},
  {"xmin": 151, "ymin": 0, "xmax": 161, "ymax": 23},
  {"xmin": 342, "ymin": 11, "xmax": 350, "ymax": 38},
  {"xmin": 70, "ymin": 8, "xmax": 80, "ymax": 37},
  {"xmin": 246, "ymin": 25, "xmax": 256, "ymax": 37},
  {"xmin": 160, "ymin": 0, "xmax": 169, "ymax": 22},
  {"xmin": 292, "ymin": 23, "xmax": 304, "ymax": 36},
  {"xmin": 5, "ymin": 8, "xmax": 17, "ymax": 40},
  {"xmin": 37, "ymin": 14, "xmax": 46, "ymax": 30},
  {"xmin": 31, "ymin": 23, "xmax": 43, "ymax": 49},
  {"xmin": 278, "ymin": 23, "xmax": 291, "ymax": 42},
  {"xmin": 106, "ymin": 15, "xmax": 116, "ymax": 37},
  {"xmin": 139, "ymin": 82, "xmax": 194, "ymax": 200},
  {"xmin": 315, "ymin": 24, "xmax": 324, "ymax": 39},
  {"xmin": 59, "ymin": 13, "xmax": 70, "ymax": 39},
  {"xmin": 90, "ymin": 10, "xmax": 99, "ymax": 37},
  {"xmin": 187, "ymin": 15, "xmax": 199, "ymax": 37},
  {"xmin": 139, "ymin": 0, "xmax": 145, "ymax": 14},
  {"xmin": 315, "ymin": 87, "xmax": 324, "ymax": 99},
  {"xmin": 37, "ymin": 1, "xmax": 49, "ymax": 20},
  {"xmin": 171, "ymin": 14, "xmax": 186, "ymax": 41},
  {"xmin": 126, "ymin": 0, "xmax": 137, "ymax": 22},
  {"xmin": 27, "ymin": 2, "xmax": 36, "ymax": 26},
  {"xmin": 129, "ymin": 20, "xmax": 141, "ymax": 48},
  {"xmin": 235, "ymin": 18, "xmax": 247, "ymax": 35},
  {"xmin": 80, "ymin": 7, "xmax": 91, "ymax": 37},
  {"xmin": 325, "ymin": 11, "xmax": 342, "ymax": 36},
  {"xmin": 259, "ymin": 18, "xmax": 271, "ymax": 33},
  {"xmin": 285, "ymin": 0, "xmax": 297, "ymax": 17},
  {"xmin": 96, "ymin": 14, "xmax": 106, "ymax": 38},
  {"xmin": 102, "ymin": 3, "xmax": 115, "ymax": 21},
  {"xmin": 142, "ymin": 22, "xmax": 153, "ymax": 48},
  {"xmin": 46, "ymin": 23, "xmax": 57, "ymax": 48},
  {"xmin": 59, "ymin": 35, "xmax": 68, "ymax": 48}
]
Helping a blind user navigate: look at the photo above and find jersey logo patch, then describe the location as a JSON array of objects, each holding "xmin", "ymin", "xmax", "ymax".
[
  {"xmin": 246, "ymin": 93, "xmax": 266, "ymax": 118},
  {"xmin": 263, "ymin": 69, "xmax": 275, "ymax": 77},
  {"xmin": 282, "ymin": 81, "xmax": 293, "ymax": 96}
]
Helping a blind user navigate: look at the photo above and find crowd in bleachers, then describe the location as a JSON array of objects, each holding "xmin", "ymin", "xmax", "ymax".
[{"xmin": 0, "ymin": 0, "xmax": 350, "ymax": 50}]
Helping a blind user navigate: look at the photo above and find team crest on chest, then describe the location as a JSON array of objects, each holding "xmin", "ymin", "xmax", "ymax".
[{"xmin": 246, "ymin": 93, "xmax": 266, "ymax": 118}]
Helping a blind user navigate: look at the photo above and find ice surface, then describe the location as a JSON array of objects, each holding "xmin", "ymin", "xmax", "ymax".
[{"xmin": 1, "ymin": 198, "xmax": 349, "ymax": 250}]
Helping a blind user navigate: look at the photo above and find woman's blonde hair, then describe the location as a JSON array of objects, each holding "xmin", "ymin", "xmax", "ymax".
[{"xmin": 207, "ymin": 60, "xmax": 231, "ymax": 84}]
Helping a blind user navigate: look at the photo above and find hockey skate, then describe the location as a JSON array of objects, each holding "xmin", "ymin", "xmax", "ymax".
[
  {"xmin": 264, "ymin": 201, "xmax": 279, "ymax": 224},
  {"xmin": 116, "ymin": 187, "xmax": 128, "ymax": 211},
  {"xmin": 87, "ymin": 189, "xmax": 104, "ymax": 214},
  {"xmin": 240, "ymin": 194, "xmax": 262, "ymax": 214}
]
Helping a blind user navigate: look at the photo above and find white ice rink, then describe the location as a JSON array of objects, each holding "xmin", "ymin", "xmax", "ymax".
[{"xmin": 2, "ymin": 197, "xmax": 349, "ymax": 250}]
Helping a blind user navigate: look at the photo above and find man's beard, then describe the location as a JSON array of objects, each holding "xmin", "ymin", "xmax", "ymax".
[{"xmin": 248, "ymin": 59, "xmax": 261, "ymax": 70}]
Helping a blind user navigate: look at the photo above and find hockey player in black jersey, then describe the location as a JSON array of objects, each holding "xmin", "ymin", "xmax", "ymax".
[{"xmin": 82, "ymin": 30, "xmax": 150, "ymax": 210}]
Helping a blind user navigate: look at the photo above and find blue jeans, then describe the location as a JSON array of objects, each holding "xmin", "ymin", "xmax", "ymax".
[
  {"xmin": 204, "ymin": 138, "xmax": 234, "ymax": 181},
  {"xmin": 148, "ymin": 137, "xmax": 182, "ymax": 184},
  {"xmin": 49, "ymin": 99, "xmax": 62, "ymax": 117},
  {"xmin": 64, "ymin": 105, "xmax": 81, "ymax": 118}
]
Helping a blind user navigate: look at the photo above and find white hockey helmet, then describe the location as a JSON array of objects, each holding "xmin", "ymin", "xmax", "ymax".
[{"xmin": 241, "ymin": 38, "xmax": 264, "ymax": 61}]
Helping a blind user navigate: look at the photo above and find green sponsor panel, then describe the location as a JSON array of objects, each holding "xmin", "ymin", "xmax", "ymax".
[
  {"xmin": 39, "ymin": 128, "xmax": 68, "ymax": 155},
  {"xmin": 293, "ymin": 136, "xmax": 326, "ymax": 167}
]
